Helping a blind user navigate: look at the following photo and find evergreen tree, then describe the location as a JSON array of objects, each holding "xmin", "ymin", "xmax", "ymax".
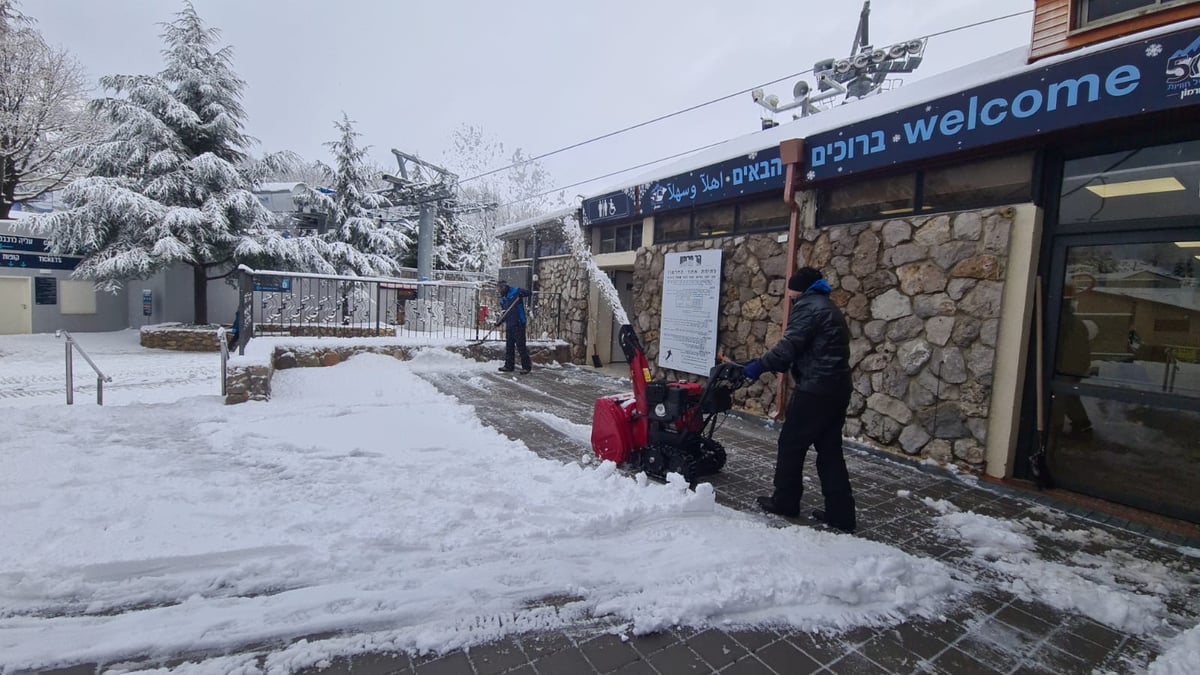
[
  {"xmin": 293, "ymin": 114, "xmax": 412, "ymax": 277},
  {"xmin": 29, "ymin": 2, "xmax": 321, "ymax": 324}
]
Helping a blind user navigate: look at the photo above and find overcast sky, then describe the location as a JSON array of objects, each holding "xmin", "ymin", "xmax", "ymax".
[{"xmin": 30, "ymin": 0, "xmax": 1034, "ymax": 207}]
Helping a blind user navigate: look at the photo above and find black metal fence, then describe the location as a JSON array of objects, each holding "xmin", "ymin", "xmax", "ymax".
[{"xmin": 235, "ymin": 268, "xmax": 562, "ymax": 354}]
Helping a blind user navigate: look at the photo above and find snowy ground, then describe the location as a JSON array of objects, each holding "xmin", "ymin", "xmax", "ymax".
[
  {"xmin": 1, "ymin": 330, "xmax": 1198, "ymax": 674},
  {"xmin": 0, "ymin": 330, "xmax": 221, "ymax": 408}
]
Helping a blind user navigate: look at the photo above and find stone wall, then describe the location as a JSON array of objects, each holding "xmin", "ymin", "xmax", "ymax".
[
  {"xmin": 140, "ymin": 324, "xmax": 222, "ymax": 351},
  {"xmin": 534, "ymin": 255, "xmax": 590, "ymax": 364},
  {"xmin": 630, "ymin": 205, "xmax": 1015, "ymax": 471},
  {"xmin": 632, "ymin": 234, "xmax": 791, "ymax": 417}
]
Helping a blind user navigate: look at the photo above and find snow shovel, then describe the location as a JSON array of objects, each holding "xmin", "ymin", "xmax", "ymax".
[
  {"xmin": 1030, "ymin": 276, "xmax": 1051, "ymax": 488},
  {"xmin": 472, "ymin": 301, "xmax": 519, "ymax": 344}
]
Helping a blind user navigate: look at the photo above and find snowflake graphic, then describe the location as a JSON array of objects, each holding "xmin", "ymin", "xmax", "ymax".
[
  {"xmin": 1146, "ymin": 43, "xmax": 1163, "ymax": 58},
  {"xmin": 806, "ymin": 170, "xmax": 816, "ymax": 181},
  {"xmin": 892, "ymin": 134, "xmax": 902, "ymax": 144}
]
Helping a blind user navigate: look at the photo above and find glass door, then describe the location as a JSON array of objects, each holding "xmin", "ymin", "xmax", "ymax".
[{"xmin": 1045, "ymin": 233, "xmax": 1200, "ymax": 522}]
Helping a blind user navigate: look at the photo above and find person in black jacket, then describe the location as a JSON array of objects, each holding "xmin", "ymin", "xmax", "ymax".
[
  {"xmin": 496, "ymin": 279, "xmax": 533, "ymax": 373},
  {"xmin": 741, "ymin": 267, "xmax": 856, "ymax": 532}
]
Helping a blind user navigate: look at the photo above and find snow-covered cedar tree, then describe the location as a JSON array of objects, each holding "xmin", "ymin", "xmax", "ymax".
[
  {"xmin": 25, "ymin": 2, "xmax": 325, "ymax": 324},
  {"xmin": 438, "ymin": 124, "xmax": 564, "ymax": 275},
  {"xmin": 0, "ymin": 1, "xmax": 101, "ymax": 219},
  {"xmin": 293, "ymin": 114, "xmax": 412, "ymax": 277}
]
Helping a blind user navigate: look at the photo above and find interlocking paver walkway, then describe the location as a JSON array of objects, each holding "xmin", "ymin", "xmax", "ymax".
[{"xmin": 27, "ymin": 364, "xmax": 1200, "ymax": 675}]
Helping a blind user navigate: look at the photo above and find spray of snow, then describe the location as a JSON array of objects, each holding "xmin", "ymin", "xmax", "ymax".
[{"xmin": 556, "ymin": 217, "xmax": 629, "ymax": 326}]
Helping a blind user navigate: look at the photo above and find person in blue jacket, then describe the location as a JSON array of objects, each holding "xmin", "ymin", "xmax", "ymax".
[
  {"xmin": 741, "ymin": 267, "xmax": 856, "ymax": 533},
  {"xmin": 496, "ymin": 279, "xmax": 532, "ymax": 373}
]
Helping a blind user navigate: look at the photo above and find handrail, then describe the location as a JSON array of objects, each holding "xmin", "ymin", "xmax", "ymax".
[
  {"xmin": 55, "ymin": 330, "xmax": 113, "ymax": 405},
  {"xmin": 217, "ymin": 326, "xmax": 228, "ymax": 397}
]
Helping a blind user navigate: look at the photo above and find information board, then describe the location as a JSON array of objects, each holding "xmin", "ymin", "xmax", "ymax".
[
  {"xmin": 34, "ymin": 277, "xmax": 57, "ymax": 305},
  {"xmin": 658, "ymin": 249, "xmax": 723, "ymax": 377}
]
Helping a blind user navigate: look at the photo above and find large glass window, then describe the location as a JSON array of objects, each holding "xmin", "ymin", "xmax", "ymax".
[
  {"xmin": 653, "ymin": 196, "xmax": 789, "ymax": 242},
  {"xmin": 818, "ymin": 153, "xmax": 1034, "ymax": 226},
  {"xmin": 737, "ymin": 197, "xmax": 790, "ymax": 232},
  {"xmin": 695, "ymin": 204, "xmax": 735, "ymax": 238},
  {"xmin": 598, "ymin": 223, "xmax": 643, "ymax": 253},
  {"xmin": 1060, "ymin": 140, "xmax": 1200, "ymax": 226},
  {"xmin": 822, "ymin": 174, "xmax": 916, "ymax": 224},
  {"xmin": 923, "ymin": 154, "xmax": 1034, "ymax": 213},
  {"xmin": 1076, "ymin": 0, "xmax": 1196, "ymax": 27},
  {"xmin": 1055, "ymin": 241, "xmax": 1200, "ymax": 398}
]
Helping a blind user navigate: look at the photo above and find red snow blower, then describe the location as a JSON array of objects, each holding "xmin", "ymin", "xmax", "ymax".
[{"xmin": 590, "ymin": 325, "xmax": 747, "ymax": 482}]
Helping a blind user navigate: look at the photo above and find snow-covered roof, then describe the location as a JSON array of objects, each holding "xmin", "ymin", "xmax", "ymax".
[
  {"xmin": 257, "ymin": 182, "xmax": 307, "ymax": 193},
  {"xmin": 1, "ymin": 211, "xmax": 32, "ymax": 220},
  {"xmin": 583, "ymin": 17, "xmax": 1200, "ymax": 199},
  {"xmin": 1092, "ymin": 287, "xmax": 1200, "ymax": 314},
  {"xmin": 494, "ymin": 206, "xmax": 580, "ymax": 239}
]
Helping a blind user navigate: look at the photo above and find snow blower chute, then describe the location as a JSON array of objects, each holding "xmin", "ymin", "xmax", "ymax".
[{"xmin": 590, "ymin": 325, "xmax": 746, "ymax": 482}]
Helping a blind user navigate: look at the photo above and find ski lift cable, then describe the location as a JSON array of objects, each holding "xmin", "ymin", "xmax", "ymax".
[{"xmin": 458, "ymin": 8, "xmax": 1034, "ymax": 185}]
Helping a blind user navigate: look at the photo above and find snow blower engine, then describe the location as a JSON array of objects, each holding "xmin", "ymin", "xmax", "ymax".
[{"xmin": 591, "ymin": 325, "xmax": 746, "ymax": 482}]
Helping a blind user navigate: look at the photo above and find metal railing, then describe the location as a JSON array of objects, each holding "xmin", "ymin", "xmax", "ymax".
[
  {"xmin": 218, "ymin": 326, "xmax": 228, "ymax": 397},
  {"xmin": 234, "ymin": 266, "xmax": 563, "ymax": 354},
  {"xmin": 56, "ymin": 330, "xmax": 112, "ymax": 405}
]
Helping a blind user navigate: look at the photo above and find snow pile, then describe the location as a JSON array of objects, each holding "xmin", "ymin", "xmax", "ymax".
[
  {"xmin": 0, "ymin": 353, "xmax": 963, "ymax": 671},
  {"xmin": 929, "ymin": 505, "xmax": 1190, "ymax": 635},
  {"xmin": 1149, "ymin": 622, "xmax": 1200, "ymax": 675}
]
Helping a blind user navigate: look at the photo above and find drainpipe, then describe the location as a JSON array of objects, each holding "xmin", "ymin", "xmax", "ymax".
[{"xmin": 776, "ymin": 138, "xmax": 807, "ymax": 421}]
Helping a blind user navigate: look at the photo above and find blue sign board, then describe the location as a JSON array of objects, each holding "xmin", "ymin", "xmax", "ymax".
[
  {"xmin": 582, "ymin": 190, "xmax": 636, "ymax": 225},
  {"xmin": 142, "ymin": 290, "xmax": 153, "ymax": 316},
  {"xmin": 0, "ymin": 234, "xmax": 50, "ymax": 253},
  {"xmin": 254, "ymin": 277, "xmax": 292, "ymax": 293},
  {"xmin": 806, "ymin": 27, "xmax": 1200, "ymax": 181},
  {"xmin": 1, "ymin": 251, "xmax": 80, "ymax": 270},
  {"xmin": 641, "ymin": 145, "xmax": 784, "ymax": 215}
]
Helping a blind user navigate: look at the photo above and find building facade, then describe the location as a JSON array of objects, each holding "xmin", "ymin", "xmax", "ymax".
[{"xmin": 500, "ymin": 10, "xmax": 1200, "ymax": 524}]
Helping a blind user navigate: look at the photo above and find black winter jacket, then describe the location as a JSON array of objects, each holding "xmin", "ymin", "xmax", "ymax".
[{"xmin": 757, "ymin": 288, "xmax": 852, "ymax": 396}]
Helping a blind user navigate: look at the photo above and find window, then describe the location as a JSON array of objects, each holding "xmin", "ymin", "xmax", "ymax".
[
  {"xmin": 656, "ymin": 213, "xmax": 692, "ymax": 242},
  {"xmin": 654, "ymin": 198, "xmax": 789, "ymax": 242},
  {"xmin": 922, "ymin": 154, "xmax": 1034, "ymax": 213},
  {"xmin": 818, "ymin": 153, "xmax": 1034, "ymax": 227},
  {"xmin": 737, "ymin": 197, "xmax": 790, "ymax": 232},
  {"xmin": 1075, "ymin": 0, "xmax": 1196, "ymax": 27},
  {"xmin": 598, "ymin": 223, "xmax": 643, "ymax": 253},
  {"xmin": 695, "ymin": 205, "xmax": 735, "ymax": 238},
  {"xmin": 60, "ymin": 280, "xmax": 97, "ymax": 315},
  {"xmin": 537, "ymin": 231, "xmax": 568, "ymax": 257},
  {"xmin": 1060, "ymin": 140, "xmax": 1200, "ymax": 226}
]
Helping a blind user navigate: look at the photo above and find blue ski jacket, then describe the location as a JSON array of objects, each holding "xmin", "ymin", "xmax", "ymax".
[{"xmin": 499, "ymin": 286, "xmax": 531, "ymax": 327}]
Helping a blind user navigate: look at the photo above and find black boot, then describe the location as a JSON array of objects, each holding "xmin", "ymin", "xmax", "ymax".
[
  {"xmin": 757, "ymin": 496, "xmax": 800, "ymax": 518},
  {"xmin": 811, "ymin": 509, "xmax": 856, "ymax": 534}
]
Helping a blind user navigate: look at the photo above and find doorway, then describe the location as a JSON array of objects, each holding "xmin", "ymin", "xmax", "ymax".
[
  {"xmin": 608, "ymin": 270, "xmax": 635, "ymax": 363},
  {"xmin": 0, "ymin": 276, "xmax": 32, "ymax": 334},
  {"xmin": 1039, "ymin": 138, "xmax": 1200, "ymax": 523}
]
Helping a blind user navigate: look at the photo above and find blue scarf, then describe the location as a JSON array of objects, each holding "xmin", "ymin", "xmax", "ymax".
[{"xmin": 807, "ymin": 279, "xmax": 832, "ymax": 295}]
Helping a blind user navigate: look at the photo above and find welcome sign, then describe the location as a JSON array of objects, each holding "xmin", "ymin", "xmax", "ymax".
[{"xmin": 805, "ymin": 27, "xmax": 1200, "ymax": 180}]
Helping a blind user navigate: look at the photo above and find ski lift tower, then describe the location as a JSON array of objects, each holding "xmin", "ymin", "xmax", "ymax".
[
  {"xmin": 381, "ymin": 149, "xmax": 458, "ymax": 282},
  {"xmin": 751, "ymin": 1, "xmax": 927, "ymax": 125}
]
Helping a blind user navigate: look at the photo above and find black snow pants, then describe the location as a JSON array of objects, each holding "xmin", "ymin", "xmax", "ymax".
[{"xmin": 773, "ymin": 388, "xmax": 856, "ymax": 531}]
